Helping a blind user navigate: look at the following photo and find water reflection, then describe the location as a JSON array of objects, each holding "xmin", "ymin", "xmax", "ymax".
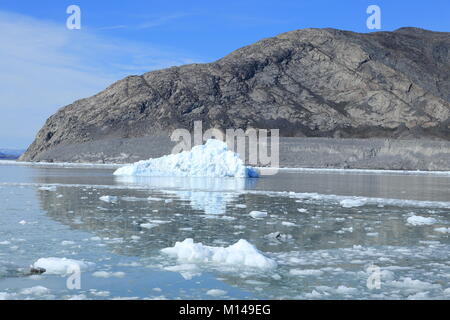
[
  {"xmin": 31, "ymin": 173, "xmax": 450, "ymax": 299},
  {"xmin": 114, "ymin": 176, "xmax": 257, "ymax": 215}
]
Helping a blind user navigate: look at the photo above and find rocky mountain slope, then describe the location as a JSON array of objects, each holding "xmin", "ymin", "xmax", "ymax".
[{"xmin": 20, "ymin": 27, "xmax": 450, "ymax": 162}]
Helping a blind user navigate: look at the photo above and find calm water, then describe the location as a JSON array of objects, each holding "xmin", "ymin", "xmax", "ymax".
[{"xmin": 0, "ymin": 161, "xmax": 449, "ymax": 300}]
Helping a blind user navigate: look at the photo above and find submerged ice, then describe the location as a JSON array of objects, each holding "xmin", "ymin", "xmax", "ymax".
[{"xmin": 114, "ymin": 139, "xmax": 259, "ymax": 178}]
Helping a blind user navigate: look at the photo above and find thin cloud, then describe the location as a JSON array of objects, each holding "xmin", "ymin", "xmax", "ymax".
[
  {"xmin": 97, "ymin": 25, "xmax": 128, "ymax": 30},
  {"xmin": 137, "ymin": 13, "xmax": 192, "ymax": 29},
  {"xmin": 0, "ymin": 10, "xmax": 201, "ymax": 148}
]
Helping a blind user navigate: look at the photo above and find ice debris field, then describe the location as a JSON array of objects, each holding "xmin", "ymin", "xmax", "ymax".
[
  {"xmin": 113, "ymin": 139, "xmax": 259, "ymax": 178},
  {"xmin": 1, "ymin": 146, "xmax": 450, "ymax": 300}
]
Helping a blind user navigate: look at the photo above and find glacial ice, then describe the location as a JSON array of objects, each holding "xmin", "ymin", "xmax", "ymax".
[
  {"xmin": 161, "ymin": 238, "xmax": 277, "ymax": 270},
  {"xmin": 32, "ymin": 258, "xmax": 95, "ymax": 275},
  {"xmin": 113, "ymin": 139, "xmax": 259, "ymax": 178},
  {"xmin": 407, "ymin": 215, "xmax": 437, "ymax": 226},
  {"xmin": 249, "ymin": 211, "xmax": 268, "ymax": 219}
]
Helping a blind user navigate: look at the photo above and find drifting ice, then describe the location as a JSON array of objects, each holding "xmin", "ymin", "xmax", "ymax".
[
  {"xmin": 161, "ymin": 238, "xmax": 277, "ymax": 270},
  {"xmin": 407, "ymin": 215, "xmax": 437, "ymax": 226},
  {"xmin": 32, "ymin": 258, "xmax": 95, "ymax": 275},
  {"xmin": 113, "ymin": 139, "xmax": 259, "ymax": 178}
]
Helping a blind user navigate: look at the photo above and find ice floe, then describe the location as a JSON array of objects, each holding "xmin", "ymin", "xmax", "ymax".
[
  {"xmin": 249, "ymin": 211, "xmax": 268, "ymax": 219},
  {"xmin": 434, "ymin": 227, "xmax": 450, "ymax": 233},
  {"xmin": 206, "ymin": 289, "xmax": 227, "ymax": 297},
  {"xmin": 407, "ymin": 215, "xmax": 437, "ymax": 226},
  {"xmin": 92, "ymin": 271, "xmax": 125, "ymax": 278},
  {"xmin": 161, "ymin": 238, "xmax": 277, "ymax": 270},
  {"xmin": 113, "ymin": 139, "xmax": 259, "ymax": 178},
  {"xmin": 20, "ymin": 286, "xmax": 50, "ymax": 296},
  {"xmin": 340, "ymin": 198, "xmax": 367, "ymax": 208},
  {"xmin": 99, "ymin": 195, "xmax": 118, "ymax": 203},
  {"xmin": 32, "ymin": 258, "xmax": 95, "ymax": 275}
]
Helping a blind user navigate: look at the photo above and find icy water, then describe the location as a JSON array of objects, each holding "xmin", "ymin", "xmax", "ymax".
[{"xmin": 0, "ymin": 161, "xmax": 449, "ymax": 300}]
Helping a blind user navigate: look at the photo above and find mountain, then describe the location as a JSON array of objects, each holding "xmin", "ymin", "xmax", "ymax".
[
  {"xmin": 20, "ymin": 27, "xmax": 450, "ymax": 163},
  {"xmin": 0, "ymin": 149, "xmax": 24, "ymax": 160}
]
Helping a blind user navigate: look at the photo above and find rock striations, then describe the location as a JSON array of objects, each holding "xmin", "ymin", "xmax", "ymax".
[{"xmin": 20, "ymin": 27, "xmax": 450, "ymax": 163}]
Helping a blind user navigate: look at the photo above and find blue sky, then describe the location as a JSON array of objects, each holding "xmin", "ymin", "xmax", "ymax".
[{"xmin": 0, "ymin": 0, "xmax": 449, "ymax": 148}]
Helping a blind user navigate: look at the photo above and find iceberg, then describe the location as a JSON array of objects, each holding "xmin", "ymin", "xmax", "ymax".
[{"xmin": 113, "ymin": 139, "xmax": 259, "ymax": 178}]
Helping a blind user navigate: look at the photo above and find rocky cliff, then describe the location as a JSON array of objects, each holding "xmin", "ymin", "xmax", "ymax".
[{"xmin": 21, "ymin": 27, "xmax": 450, "ymax": 162}]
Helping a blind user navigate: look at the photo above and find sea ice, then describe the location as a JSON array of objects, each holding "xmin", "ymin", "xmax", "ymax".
[
  {"xmin": 161, "ymin": 238, "xmax": 277, "ymax": 270},
  {"xmin": 113, "ymin": 139, "xmax": 259, "ymax": 178},
  {"xmin": 38, "ymin": 186, "xmax": 57, "ymax": 192},
  {"xmin": 389, "ymin": 277, "xmax": 440, "ymax": 291},
  {"xmin": 32, "ymin": 257, "xmax": 95, "ymax": 275},
  {"xmin": 206, "ymin": 289, "xmax": 227, "ymax": 297},
  {"xmin": 434, "ymin": 227, "xmax": 450, "ymax": 233},
  {"xmin": 249, "ymin": 211, "xmax": 268, "ymax": 219},
  {"xmin": 340, "ymin": 198, "xmax": 367, "ymax": 208},
  {"xmin": 164, "ymin": 264, "xmax": 202, "ymax": 280},
  {"xmin": 99, "ymin": 195, "xmax": 118, "ymax": 203},
  {"xmin": 407, "ymin": 215, "xmax": 437, "ymax": 226},
  {"xmin": 289, "ymin": 269, "xmax": 324, "ymax": 276},
  {"xmin": 20, "ymin": 286, "xmax": 50, "ymax": 296},
  {"xmin": 92, "ymin": 271, "xmax": 125, "ymax": 278}
]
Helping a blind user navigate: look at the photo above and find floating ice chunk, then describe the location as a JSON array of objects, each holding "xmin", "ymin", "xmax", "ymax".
[
  {"xmin": 38, "ymin": 186, "xmax": 57, "ymax": 192},
  {"xmin": 140, "ymin": 220, "xmax": 170, "ymax": 229},
  {"xmin": 90, "ymin": 290, "xmax": 110, "ymax": 297},
  {"xmin": 334, "ymin": 286, "xmax": 358, "ymax": 295},
  {"xmin": 289, "ymin": 269, "xmax": 324, "ymax": 276},
  {"xmin": 235, "ymin": 204, "xmax": 247, "ymax": 209},
  {"xmin": 0, "ymin": 292, "xmax": 15, "ymax": 300},
  {"xmin": 66, "ymin": 294, "xmax": 87, "ymax": 300},
  {"xmin": 297, "ymin": 208, "xmax": 308, "ymax": 213},
  {"xmin": 113, "ymin": 139, "xmax": 259, "ymax": 178},
  {"xmin": 249, "ymin": 211, "xmax": 268, "ymax": 219},
  {"xmin": 206, "ymin": 289, "xmax": 227, "ymax": 297},
  {"xmin": 92, "ymin": 271, "xmax": 125, "ymax": 278},
  {"xmin": 140, "ymin": 223, "xmax": 157, "ymax": 229},
  {"xmin": 434, "ymin": 227, "xmax": 450, "ymax": 233},
  {"xmin": 147, "ymin": 196, "xmax": 164, "ymax": 201},
  {"xmin": 161, "ymin": 238, "xmax": 277, "ymax": 270},
  {"xmin": 99, "ymin": 195, "xmax": 118, "ymax": 203},
  {"xmin": 282, "ymin": 222, "xmax": 297, "ymax": 227},
  {"xmin": 407, "ymin": 292, "xmax": 430, "ymax": 300},
  {"xmin": 164, "ymin": 264, "xmax": 202, "ymax": 280},
  {"xmin": 20, "ymin": 286, "xmax": 50, "ymax": 296},
  {"xmin": 19, "ymin": 220, "xmax": 27, "ymax": 225},
  {"xmin": 389, "ymin": 278, "xmax": 441, "ymax": 291},
  {"xmin": 32, "ymin": 258, "xmax": 95, "ymax": 275},
  {"xmin": 407, "ymin": 215, "xmax": 437, "ymax": 226},
  {"xmin": 304, "ymin": 290, "xmax": 323, "ymax": 298},
  {"xmin": 340, "ymin": 199, "xmax": 367, "ymax": 208}
]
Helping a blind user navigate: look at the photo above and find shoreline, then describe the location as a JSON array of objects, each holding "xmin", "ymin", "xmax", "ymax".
[
  {"xmin": 18, "ymin": 137, "xmax": 450, "ymax": 172},
  {"xmin": 2, "ymin": 159, "xmax": 450, "ymax": 176}
]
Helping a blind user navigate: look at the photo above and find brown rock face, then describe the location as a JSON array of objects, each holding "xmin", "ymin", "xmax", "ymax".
[{"xmin": 21, "ymin": 27, "xmax": 450, "ymax": 161}]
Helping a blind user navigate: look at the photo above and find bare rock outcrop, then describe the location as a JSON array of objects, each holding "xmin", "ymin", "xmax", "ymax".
[{"xmin": 20, "ymin": 27, "xmax": 450, "ymax": 162}]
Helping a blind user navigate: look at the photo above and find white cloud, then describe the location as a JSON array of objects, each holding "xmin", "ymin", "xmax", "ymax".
[{"xmin": 0, "ymin": 11, "xmax": 201, "ymax": 148}]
